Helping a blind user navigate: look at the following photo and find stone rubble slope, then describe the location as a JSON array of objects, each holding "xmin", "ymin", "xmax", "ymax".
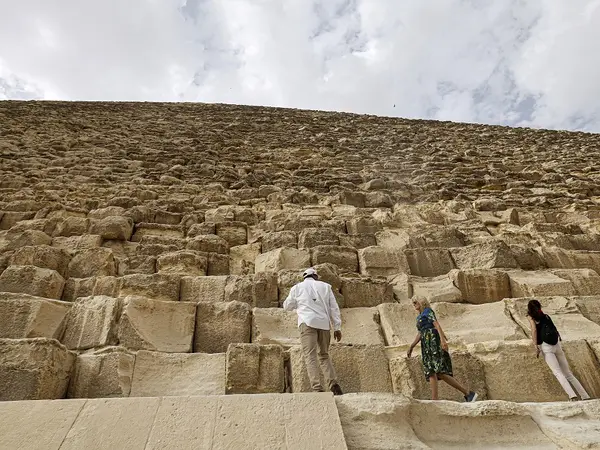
[{"xmin": 1, "ymin": 101, "xmax": 600, "ymax": 445}]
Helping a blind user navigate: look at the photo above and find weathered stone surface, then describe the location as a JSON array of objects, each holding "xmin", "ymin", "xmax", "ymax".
[
  {"xmin": 449, "ymin": 268, "xmax": 512, "ymax": 304},
  {"xmin": 10, "ymin": 244, "xmax": 71, "ymax": 278},
  {"xmin": 215, "ymin": 221, "xmax": 247, "ymax": 248},
  {"xmin": 378, "ymin": 303, "xmax": 419, "ymax": 346},
  {"xmin": 575, "ymin": 295, "xmax": 600, "ymax": 326},
  {"xmin": 52, "ymin": 234, "xmax": 103, "ymax": 253},
  {"xmin": 207, "ymin": 252, "xmax": 230, "ymax": 275},
  {"xmin": 252, "ymin": 307, "xmax": 299, "ymax": 347},
  {"xmin": 62, "ymin": 275, "xmax": 120, "ymax": 302},
  {"xmin": 61, "ymin": 295, "xmax": 121, "ymax": 350},
  {"xmin": 229, "ymin": 242, "xmax": 261, "ymax": 275},
  {"xmin": 118, "ymin": 296, "xmax": 196, "ymax": 352},
  {"xmin": 549, "ymin": 268, "xmax": 600, "ymax": 296},
  {"xmin": 225, "ymin": 343, "xmax": 284, "ymax": 394},
  {"xmin": 341, "ymin": 277, "xmax": 393, "ymax": 308},
  {"xmin": 298, "ymin": 227, "xmax": 340, "ymax": 248},
  {"xmin": 509, "ymin": 244, "xmax": 547, "ymax": 270},
  {"xmin": 156, "ymin": 250, "xmax": 207, "ymax": 275},
  {"xmin": 560, "ymin": 339, "xmax": 600, "ymax": 398},
  {"xmin": 0, "ymin": 265, "xmax": 65, "ymax": 299},
  {"xmin": 542, "ymin": 248, "xmax": 600, "ymax": 274},
  {"xmin": 450, "ymin": 241, "xmax": 519, "ymax": 270},
  {"xmin": 0, "ymin": 338, "xmax": 75, "ymax": 400},
  {"xmin": 53, "ymin": 217, "xmax": 89, "ymax": 237},
  {"xmin": 119, "ymin": 273, "xmax": 180, "ymax": 302},
  {"xmin": 261, "ymin": 230, "xmax": 297, "ymax": 253},
  {"xmin": 290, "ymin": 344, "xmax": 392, "ymax": 393},
  {"xmin": 180, "ymin": 275, "xmax": 227, "ymax": 303},
  {"xmin": 405, "ymin": 248, "xmax": 455, "ymax": 277},
  {"xmin": 387, "ymin": 272, "xmax": 412, "ymax": 304},
  {"xmin": 411, "ymin": 274, "xmax": 462, "ymax": 303},
  {"xmin": 195, "ymin": 301, "xmax": 251, "ymax": 353},
  {"xmin": 340, "ymin": 307, "xmax": 385, "ymax": 345},
  {"xmin": 67, "ymin": 247, "xmax": 117, "ymax": 278},
  {"xmin": 253, "ymin": 271, "xmax": 280, "ymax": 308},
  {"xmin": 68, "ymin": 347, "xmax": 135, "ymax": 398},
  {"xmin": 508, "ymin": 270, "xmax": 576, "ymax": 297},
  {"xmin": 374, "ymin": 229, "xmax": 411, "ymax": 251},
  {"xmin": 0, "ymin": 292, "xmax": 70, "ymax": 339},
  {"xmin": 186, "ymin": 234, "xmax": 229, "ymax": 254},
  {"xmin": 130, "ymin": 350, "xmax": 225, "ymax": 396},
  {"xmin": 311, "ymin": 245, "xmax": 359, "ymax": 272},
  {"xmin": 89, "ymin": 216, "xmax": 133, "ymax": 241},
  {"xmin": 255, "ymin": 247, "xmax": 311, "ymax": 273},
  {"xmin": 346, "ymin": 217, "xmax": 382, "ymax": 235},
  {"xmin": 358, "ymin": 246, "xmax": 408, "ymax": 278}
]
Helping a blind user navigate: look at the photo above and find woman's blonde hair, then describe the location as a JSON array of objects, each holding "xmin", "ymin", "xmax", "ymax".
[{"xmin": 411, "ymin": 295, "xmax": 430, "ymax": 310}]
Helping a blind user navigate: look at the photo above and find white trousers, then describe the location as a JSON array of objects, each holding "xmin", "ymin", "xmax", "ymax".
[{"xmin": 541, "ymin": 342, "xmax": 590, "ymax": 400}]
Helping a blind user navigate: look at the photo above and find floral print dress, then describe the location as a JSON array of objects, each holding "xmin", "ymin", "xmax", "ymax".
[{"xmin": 416, "ymin": 307, "xmax": 453, "ymax": 381}]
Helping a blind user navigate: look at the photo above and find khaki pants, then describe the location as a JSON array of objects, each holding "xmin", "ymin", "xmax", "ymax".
[{"xmin": 299, "ymin": 323, "xmax": 337, "ymax": 392}]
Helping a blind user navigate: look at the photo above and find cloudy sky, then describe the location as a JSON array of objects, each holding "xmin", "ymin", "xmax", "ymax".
[{"xmin": 1, "ymin": 0, "xmax": 599, "ymax": 132}]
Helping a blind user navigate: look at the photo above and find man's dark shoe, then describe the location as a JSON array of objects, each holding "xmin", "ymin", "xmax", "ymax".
[{"xmin": 331, "ymin": 384, "xmax": 343, "ymax": 396}]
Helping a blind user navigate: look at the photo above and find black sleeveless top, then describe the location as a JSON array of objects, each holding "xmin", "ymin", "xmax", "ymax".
[{"xmin": 534, "ymin": 314, "xmax": 555, "ymax": 345}]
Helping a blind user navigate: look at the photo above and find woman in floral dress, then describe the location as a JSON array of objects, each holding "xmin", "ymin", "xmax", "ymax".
[{"xmin": 407, "ymin": 296, "xmax": 478, "ymax": 402}]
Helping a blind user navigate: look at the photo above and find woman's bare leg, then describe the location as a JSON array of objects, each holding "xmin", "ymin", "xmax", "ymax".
[
  {"xmin": 438, "ymin": 374, "xmax": 468, "ymax": 395},
  {"xmin": 429, "ymin": 375, "xmax": 439, "ymax": 400}
]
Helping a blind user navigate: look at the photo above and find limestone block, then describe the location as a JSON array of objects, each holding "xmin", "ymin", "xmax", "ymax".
[
  {"xmin": 549, "ymin": 268, "xmax": 600, "ymax": 295},
  {"xmin": 53, "ymin": 217, "xmax": 89, "ymax": 237},
  {"xmin": 67, "ymin": 347, "xmax": 135, "ymax": 398},
  {"xmin": 432, "ymin": 301, "xmax": 526, "ymax": 345},
  {"xmin": 223, "ymin": 275, "xmax": 253, "ymax": 304},
  {"xmin": 341, "ymin": 277, "xmax": 393, "ymax": 308},
  {"xmin": 119, "ymin": 273, "xmax": 180, "ymax": 302},
  {"xmin": 229, "ymin": 242, "xmax": 261, "ymax": 275},
  {"xmin": 467, "ymin": 340, "xmax": 570, "ymax": 402},
  {"xmin": 52, "ymin": 234, "xmax": 103, "ymax": 253},
  {"xmin": 410, "ymin": 226, "xmax": 467, "ymax": 248},
  {"xmin": 61, "ymin": 296, "xmax": 121, "ymax": 350},
  {"xmin": 255, "ymin": 247, "xmax": 311, "ymax": 273},
  {"xmin": 2, "ymin": 230, "xmax": 52, "ymax": 253},
  {"xmin": 374, "ymin": 229, "xmax": 411, "ymax": 251},
  {"xmin": 0, "ymin": 292, "xmax": 70, "ymax": 339},
  {"xmin": 119, "ymin": 255, "xmax": 156, "ymax": 275},
  {"xmin": 129, "ymin": 350, "xmax": 225, "ymax": 396},
  {"xmin": 405, "ymin": 248, "xmax": 455, "ymax": 277},
  {"xmin": 450, "ymin": 241, "xmax": 519, "ymax": 270},
  {"xmin": 205, "ymin": 205, "xmax": 235, "ymax": 223},
  {"xmin": 542, "ymin": 248, "xmax": 600, "ymax": 274},
  {"xmin": 186, "ymin": 222, "xmax": 215, "ymax": 238},
  {"xmin": 156, "ymin": 250, "xmax": 207, "ymax": 276},
  {"xmin": 215, "ymin": 221, "xmax": 248, "ymax": 247},
  {"xmin": 118, "ymin": 296, "xmax": 196, "ymax": 352},
  {"xmin": 449, "ymin": 269, "xmax": 512, "ymax": 304},
  {"xmin": 290, "ymin": 344, "xmax": 392, "ymax": 393},
  {"xmin": 131, "ymin": 223, "xmax": 184, "ymax": 242},
  {"xmin": 180, "ymin": 275, "xmax": 227, "ymax": 303},
  {"xmin": 208, "ymin": 252, "xmax": 230, "ymax": 275},
  {"xmin": 311, "ymin": 245, "xmax": 358, "ymax": 273},
  {"xmin": 0, "ymin": 265, "xmax": 65, "ymax": 299},
  {"xmin": 508, "ymin": 270, "xmax": 576, "ymax": 297},
  {"xmin": 186, "ymin": 234, "xmax": 229, "ymax": 254},
  {"xmin": 346, "ymin": 217, "xmax": 382, "ymax": 235},
  {"xmin": 298, "ymin": 227, "xmax": 340, "ymax": 248},
  {"xmin": 340, "ymin": 307, "xmax": 385, "ymax": 345},
  {"xmin": 509, "ymin": 244, "xmax": 547, "ymax": 270},
  {"xmin": 339, "ymin": 233, "xmax": 377, "ymax": 249},
  {"xmin": 387, "ymin": 273, "xmax": 412, "ymax": 304},
  {"xmin": 561, "ymin": 339, "xmax": 600, "ymax": 398},
  {"xmin": 506, "ymin": 296, "xmax": 600, "ymax": 342},
  {"xmin": 389, "ymin": 351, "xmax": 487, "ymax": 401},
  {"xmin": 136, "ymin": 236, "xmax": 186, "ymax": 257},
  {"xmin": 277, "ymin": 269, "xmax": 303, "ymax": 303},
  {"xmin": 411, "ymin": 275, "xmax": 462, "ymax": 303},
  {"xmin": 194, "ymin": 301, "xmax": 251, "ymax": 353},
  {"xmin": 252, "ymin": 308, "xmax": 299, "ymax": 347},
  {"xmin": 67, "ymin": 247, "xmax": 117, "ymax": 278},
  {"xmin": 0, "ymin": 338, "xmax": 75, "ymax": 400},
  {"xmin": 575, "ymin": 296, "xmax": 600, "ymax": 326},
  {"xmin": 225, "ymin": 343, "xmax": 284, "ymax": 394},
  {"xmin": 89, "ymin": 216, "xmax": 133, "ymax": 241},
  {"xmin": 378, "ymin": 303, "xmax": 419, "ymax": 346},
  {"xmin": 253, "ymin": 271, "xmax": 279, "ymax": 308},
  {"xmin": 62, "ymin": 275, "xmax": 120, "ymax": 302},
  {"xmin": 88, "ymin": 206, "xmax": 127, "ymax": 220},
  {"xmin": 358, "ymin": 246, "xmax": 409, "ymax": 278},
  {"xmin": 261, "ymin": 231, "xmax": 297, "ymax": 253},
  {"xmin": 10, "ymin": 245, "xmax": 71, "ymax": 278}
]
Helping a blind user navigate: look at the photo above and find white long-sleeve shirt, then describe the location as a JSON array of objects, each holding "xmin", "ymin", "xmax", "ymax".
[{"xmin": 283, "ymin": 278, "xmax": 342, "ymax": 331}]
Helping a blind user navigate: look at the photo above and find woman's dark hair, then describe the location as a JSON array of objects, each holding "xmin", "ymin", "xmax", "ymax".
[{"xmin": 527, "ymin": 299, "xmax": 545, "ymax": 321}]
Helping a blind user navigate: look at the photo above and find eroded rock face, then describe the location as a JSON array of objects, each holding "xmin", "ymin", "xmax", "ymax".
[{"xmin": 225, "ymin": 343, "xmax": 284, "ymax": 394}]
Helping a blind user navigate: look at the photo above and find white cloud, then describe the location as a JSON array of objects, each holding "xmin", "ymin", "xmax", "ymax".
[{"xmin": 0, "ymin": 0, "xmax": 599, "ymax": 131}]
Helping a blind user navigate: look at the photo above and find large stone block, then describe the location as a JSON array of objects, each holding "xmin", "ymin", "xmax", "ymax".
[
  {"xmin": 339, "ymin": 233, "xmax": 377, "ymax": 249},
  {"xmin": 374, "ymin": 229, "xmax": 411, "ymax": 251},
  {"xmin": 467, "ymin": 340, "xmax": 569, "ymax": 402},
  {"xmin": 346, "ymin": 217, "xmax": 382, "ymax": 235},
  {"xmin": 67, "ymin": 347, "xmax": 135, "ymax": 398},
  {"xmin": 298, "ymin": 227, "xmax": 340, "ymax": 248},
  {"xmin": 290, "ymin": 344, "xmax": 392, "ymax": 393},
  {"xmin": 549, "ymin": 269, "xmax": 600, "ymax": 296},
  {"xmin": 156, "ymin": 250, "xmax": 207, "ymax": 276},
  {"xmin": 542, "ymin": 248, "xmax": 600, "ymax": 274},
  {"xmin": 253, "ymin": 271, "xmax": 279, "ymax": 308},
  {"xmin": 575, "ymin": 296, "xmax": 600, "ymax": 326},
  {"xmin": 129, "ymin": 350, "xmax": 225, "ymax": 396},
  {"xmin": 1, "ymin": 230, "xmax": 52, "ymax": 252},
  {"xmin": 358, "ymin": 246, "xmax": 408, "ymax": 278},
  {"xmin": 252, "ymin": 308, "xmax": 299, "ymax": 347},
  {"xmin": 0, "ymin": 265, "xmax": 65, "ymax": 299},
  {"xmin": 340, "ymin": 307, "xmax": 385, "ymax": 345},
  {"xmin": 195, "ymin": 301, "xmax": 251, "ymax": 353},
  {"xmin": 509, "ymin": 244, "xmax": 547, "ymax": 270},
  {"xmin": 341, "ymin": 277, "xmax": 393, "ymax": 308},
  {"xmin": 377, "ymin": 303, "xmax": 419, "ymax": 346},
  {"xmin": 223, "ymin": 275, "xmax": 253, "ymax": 304},
  {"xmin": 405, "ymin": 248, "xmax": 455, "ymax": 277},
  {"xmin": 229, "ymin": 242, "xmax": 261, "ymax": 275},
  {"xmin": 0, "ymin": 338, "xmax": 75, "ymax": 400},
  {"xmin": 62, "ymin": 275, "xmax": 120, "ymax": 302},
  {"xmin": 208, "ymin": 252, "xmax": 230, "ymax": 275},
  {"xmin": 506, "ymin": 296, "xmax": 600, "ymax": 342},
  {"xmin": 118, "ymin": 296, "xmax": 196, "ymax": 352},
  {"xmin": 10, "ymin": 245, "xmax": 71, "ymax": 278},
  {"xmin": 89, "ymin": 216, "xmax": 134, "ymax": 241},
  {"xmin": 61, "ymin": 296, "xmax": 121, "ymax": 350},
  {"xmin": 52, "ymin": 234, "xmax": 103, "ymax": 253},
  {"xmin": 389, "ymin": 351, "xmax": 488, "ymax": 401},
  {"xmin": 215, "ymin": 221, "xmax": 248, "ymax": 248},
  {"xmin": 255, "ymin": 247, "xmax": 311, "ymax": 273},
  {"xmin": 180, "ymin": 275, "xmax": 227, "ymax": 302},
  {"xmin": 411, "ymin": 275, "xmax": 462, "ymax": 303},
  {"xmin": 0, "ymin": 292, "xmax": 70, "ymax": 339},
  {"xmin": 449, "ymin": 241, "xmax": 518, "ymax": 270},
  {"xmin": 449, "ymin": 268, "xmax": 512, "ymax": 304},
  {"xmin": 261, "ymin": 231, "xmax": 297, "ymax": 253},
  {"xmin": 561, "ymin": 339, "xmax": 600, "ymax": 399},
  {"xmin": 508, "ymin": 270, "xmax": 576, "ymax": 297},
  {"xmin": 387, "ymin": 273, "xmax": 412, "ymax": 304},
  {"xmin": 432, "ymin": 301, "xmax": 526, "ymax": 345},
  {"xmin": 225, "ymin": 343, "xmax": 284, "ymax": 394},
  {"xmin": 67, "ymin": 247, "xmax": 117, "ymax": 278},
  {"xmin": 186, "ymin": 234, "xmax": 229, "ymax": 254},
  {"xmin": 53, "ymin": 217, "xmax": 89, "ymax": 237},
  {"xmin": 119, "ymin": 273, "xmax": 180, "ymax": 302},
  {"xmin": 311, "ymin": 245, "xmax": 359, "ymax": 273}
]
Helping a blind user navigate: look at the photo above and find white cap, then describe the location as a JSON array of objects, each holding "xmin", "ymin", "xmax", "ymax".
[{"xmin": 303, "ymin": 268, "xmax": 317, "ymax": 278}]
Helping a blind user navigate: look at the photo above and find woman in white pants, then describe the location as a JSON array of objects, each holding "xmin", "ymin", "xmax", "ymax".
[{"xmin": 527, "ymin": 299, "xmax": 591, "ymax": 401}]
